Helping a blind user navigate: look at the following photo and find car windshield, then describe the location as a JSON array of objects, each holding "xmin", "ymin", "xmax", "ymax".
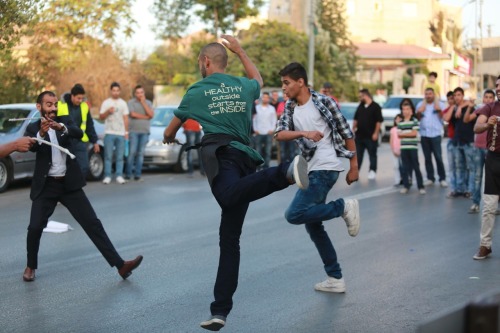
[
  {"xmin": 151, "ymin": 107, "xmax": 177, "ymax": 127},
  {"xmin": 0, "ymin": 109, "xmax": 33, "ymax": 134},
  {"xmin": 383, "ymin": 97, "xmax": 423, "ymax": 109},
  {"xmin": 340, "ymin": 104, "xmax": 357, "ymax": 120}
]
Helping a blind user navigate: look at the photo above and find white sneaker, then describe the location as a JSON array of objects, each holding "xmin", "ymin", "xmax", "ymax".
[
  {"xmin": 200, "ymin": 315, "xmax": 226, "ymax": 331},
  {"xmin": 423, "ymin": 180, "xmax": 434, "ymax": 186},
  {"xmin": 287, "ymin": 155, "xmax": 309, "ymax": 189},
  {"xmin": 102, "ymin": 177, "xmax": 111, "ymax": 184},
  {"xmin": 368, "ymin": 170, "xmax": 376, "ymax": 180},
  {"xmin": 419, "ymin": 189, "xmax": 426, "ymax": 195},
  {"xmin": 116, "ymin": 176, "xmax": 127, "ymax": 184},
  {"xmin": 400, "ymin": 188, "xmax": 409, "ymax": 194},
  {"xmin": 440, "ymin": 180, "xmax": 448, "ymax": 188},
  {"xmin": 314, "ymin": 276, "xmax": 346, "ymax": 293},
  {"xmin": 342, "ymin": 199, "xmax": 360, "ymax": 237}
]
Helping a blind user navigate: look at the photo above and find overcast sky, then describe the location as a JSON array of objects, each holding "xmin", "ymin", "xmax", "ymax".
[{"xmin": 119, "ymin": 0, "xmax": 500, "ymax": 59}]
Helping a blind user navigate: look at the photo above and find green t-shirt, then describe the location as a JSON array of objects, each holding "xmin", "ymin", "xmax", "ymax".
[{"xmin": 174, "ymin": 73, "xmax": 263, "ymax": 164}]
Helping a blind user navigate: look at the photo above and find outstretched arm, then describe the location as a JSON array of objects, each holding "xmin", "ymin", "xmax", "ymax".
[
  {"xmin": 0, "ymin": 137, "xmax": 35, "ymax": 158},
  {"xmin": 221, "ymin": 35, "xmax": 263, "ymax": 88},
  {"xmin": 164, "ymin": 116, "xmax": 183, "ymax": 144}
]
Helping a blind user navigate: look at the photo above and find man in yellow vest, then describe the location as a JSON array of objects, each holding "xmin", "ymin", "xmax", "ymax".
[{"xmin": 57, "ymin": 84, "xmax": 100, "ymax": 177}]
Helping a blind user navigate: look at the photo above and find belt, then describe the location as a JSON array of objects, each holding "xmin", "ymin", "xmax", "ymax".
[{"xmin": 48, "ymin": 176, "xmax": 65, "ymax": 181}]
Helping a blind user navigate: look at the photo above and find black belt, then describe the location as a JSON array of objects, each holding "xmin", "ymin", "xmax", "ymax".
[{"xmin": 48, "ymin": 176, "xmax": 65, "ymax": 181}]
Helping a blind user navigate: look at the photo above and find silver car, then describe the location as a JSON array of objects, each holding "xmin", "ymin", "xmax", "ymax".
[
  {"xmin": 0, "ymin": 104, "xmax": 38, "ymax": 192},
  {"xmin": 143, "ymin": 105, "xmax": 198, "ymax": 173}
]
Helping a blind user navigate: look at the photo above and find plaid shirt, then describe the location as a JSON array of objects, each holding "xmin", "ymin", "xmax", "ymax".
[{"xmin": 275, "ymin": 90, "xmax": 355, "ymax": 161}]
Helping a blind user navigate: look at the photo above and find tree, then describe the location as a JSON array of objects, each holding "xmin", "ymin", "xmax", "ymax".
[
  {"xmin": 429, "ymin": 11, "xmax": 444, "ymax": 49},
  {"xmin": 152, "ymin": 0, "xmax": 264, "ymax": 38},
  {"xmin": 0, "ymin": 0, "xmax": 40, "ymax": 52},
  {"xmin": 315, "ymin": 0, "xmax": 358, "ymax": 100},
  {"xmin": 231, "ymin": 21, "xmax": 308, "ymax": 87}
]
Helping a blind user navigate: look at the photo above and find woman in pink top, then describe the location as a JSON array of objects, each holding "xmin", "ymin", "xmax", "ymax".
[{"xmin": 390, "ymin": 114, "xmax": 404, "ymax": 186}]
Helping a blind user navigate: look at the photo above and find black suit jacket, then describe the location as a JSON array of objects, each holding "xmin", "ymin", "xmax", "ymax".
[{"xmin": 25, "ymin": 116, "xmax": 86, "ymax": 200}]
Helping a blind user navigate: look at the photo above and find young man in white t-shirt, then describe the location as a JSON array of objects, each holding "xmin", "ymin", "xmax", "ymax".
[
  {"xmin": 99, "ymin": 82, "xmax": 129, "ymax": 184},
  {"xmin": 275, "ymin": 62, "xmax": 360, "ymax": 293}
]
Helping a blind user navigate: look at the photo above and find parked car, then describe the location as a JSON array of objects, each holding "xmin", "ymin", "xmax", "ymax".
[
  {"xmin": 143, "ymin": 105, "xmax": 198, "ymax": 172},
  {"xmin": 381, "ymin": 95, "xmax": 423, "ymax": 137},
  {"xmin": 0, "ymin": 104, "xmax": 38, "ymax": 192},
  {"xmin": 339, "ymin": 102, "xmax": 386, "ymax": 143}
]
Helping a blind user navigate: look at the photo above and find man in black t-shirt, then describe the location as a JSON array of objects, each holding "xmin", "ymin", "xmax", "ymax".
[{"xmin": 353, "ymin": 89, "xmax": 383, "ymax": 180}]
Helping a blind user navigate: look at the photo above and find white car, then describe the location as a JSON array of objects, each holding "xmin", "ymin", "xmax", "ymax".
[
  {"xmin": 381, "ymin": 95, "xmax": 423, "ymax": 137},
  {"xmin": 143, "ymin": 105, "xmax": 199, "ymax": 172}
]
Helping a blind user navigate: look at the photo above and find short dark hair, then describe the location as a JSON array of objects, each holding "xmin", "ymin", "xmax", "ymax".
[
  {"xmin": 110, "ymin": 82, "xmax": 120, "ymax": 90},
  {"xmin": 200, "ymin": 42, "xmax": 228, "ymax": 68},
  {"xmin": 36, "ymin": 91, "xmax": 56, "ymax": 104},
  {"xmin": 429, "ymin": 72, "xmax": 438, "ymax": 78},
  {"xmin": 453, "ymin": 87, "xmax": 464, "ymax": 95},
  {"xmin": 262, "ymin": 92, "xmax": 270, "ymax": 97},
  {"xmin": 425, "ymin": 87, "xmax": 435, "ymax": 93},
  {"xmin": 446, "ymin": 91, "xmax": 454, "ymax": 98},
  {"xmin": 279, "ymin": 62, "xmax": 308, "ymax": 84},
  {"xmin": 134, "ymin": 85, "xmax": 144, "ymax": 94},
  {"xmin": 359, "ymin": 88, "xmax": 372, "ymax": 99},
  {"xmin": 484, "ymin": 89, "xmax": 495, "ymax": 97},
  {"xmin": 399, "ymin": 98, "xmax": 415, "ymax": 114},
  {"xmin": 71, "ymin": 84, "xmax": 85, "ymax": 96}
]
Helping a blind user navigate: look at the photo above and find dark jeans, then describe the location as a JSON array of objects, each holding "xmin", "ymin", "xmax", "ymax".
[
  {"xmin": 209, "ymin": 148, "xmax": 290, "ymax": 317},
  {"xmin": 126, "ymin": 132, "xmax": 149, "ymax": 178},
  {"xmin": 285, "ymin": 170, "xmax": 344, "ymax": 279},
  {"xmin": 420, "ymin": 136, "xmax": 446, "ymax": 182},
  {"xmin": 401, "ymin": 149, "xmax": 424, "ymax": 189},
  {"xmin": 355, "ymin": 138, "xmax": 378, "ymax": 172},
  {"xmin": 185, "ymin": 130, "xmax": 204, "ymax": 174},
  {"xmin": 254, "ymin": 134, "xmax": 272, "ymax": 168},
  {"xmin": 27, "ymin": 178, "xmax": 124, "ymax": 269},
  {"xmin": 279, "ymin": 140, "xmax": 297, "ymax": 164}
]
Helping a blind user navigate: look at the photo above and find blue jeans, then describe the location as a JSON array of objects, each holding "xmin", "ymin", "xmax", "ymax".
[
  {"xmin": 472, "ymin": 147, "xmax": 487, "ymax": 205},
  {"xmin": 104, "ymin": 134, "xmax": 125, "ymax": 178},
  {"xmin": 279, "ymin": 140, "xmax": 297, "ymax": 163},
  {"xmin": 254, "ymin": 134, "xmax": 272, "ymax": 168},
  {"xmin": 447, "ymin": 141, "xmax": 457, "ymax": 192},
  {"xmin": 455, "ymin": 143, "xmax": 475, "ymax": 193},
  {"xmin": 209, "ymin": 148, "xmax": 291, "ymax": 317},
  {"xmin": 126, "ymin": 132, "xmax": 149, "ymax": 178},
  {"xmin": 184, "ymin": 130, "xmax": 203, "ymax": 174},
  {"xmin": 285, "ymin": 170, "xmax": 344, "ymax": 279},
  {"xmin": 421, "ymin": 136, "xmax": 446, "ymax": 182}
]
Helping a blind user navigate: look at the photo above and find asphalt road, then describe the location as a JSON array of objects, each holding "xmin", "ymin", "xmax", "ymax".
[{"xmin": 1, "ymin": 141, "xmax": 499, "ymax": 333}]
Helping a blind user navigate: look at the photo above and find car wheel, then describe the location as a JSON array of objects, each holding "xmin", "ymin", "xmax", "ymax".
[
  {"xmin": 88, "ymin": 150, "xmax": 104, "ymax": 180},
  {"xmin": 0, "ymin": 158, "xmax": 13, "ymax": 193},
  {"xmin": 173, "ymin": 145, "xmax": 188, "ymax": 173}
]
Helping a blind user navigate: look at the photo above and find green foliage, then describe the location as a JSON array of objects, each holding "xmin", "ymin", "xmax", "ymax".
[
  {"xmin": 0, "ymin": 53, "xmax": 36, "ymax": 103},
  {"xmin": 229, "ymin": 21, "xmax": 308, "ymax": 87},
  {"xmin": 171, "ymin": 73, "xmax": 198, "ymax": 87},
  {"xmin": 0, "ymin": 0, "xmax": 40, "ymax": 52},
  {"xmin": 152, "ymin": 0, "xmax": 263, "ymax": 38},
  {"xmin": 315, "ymin": 0, "xmax": 358, "ymax": 101}
]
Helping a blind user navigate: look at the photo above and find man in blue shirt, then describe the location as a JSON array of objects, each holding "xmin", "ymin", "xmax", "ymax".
[{"xmin": 415, "ymin": 88, "xmax": 447, "ymax": 187}]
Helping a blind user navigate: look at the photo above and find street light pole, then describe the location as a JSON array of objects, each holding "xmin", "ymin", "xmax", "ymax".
[
  {"xmin": 307, "ymin": 0, "xmax": 315, "ymax": 87},
  {"xmin": 479, "ymin": 0, "xmax": 483, "ymax": 95}
]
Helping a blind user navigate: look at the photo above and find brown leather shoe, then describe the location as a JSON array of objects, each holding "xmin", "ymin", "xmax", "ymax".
[
  {"xmin": 118, "ymin": 255, "xmax": 143, "ymax": 279},
  {"xmin": 23, "ymin": 267, "xmax": 36, "ymax": 282},
  {"xmin": 473, "ymin": 246, "xmax": 492, "ymax": 260}
]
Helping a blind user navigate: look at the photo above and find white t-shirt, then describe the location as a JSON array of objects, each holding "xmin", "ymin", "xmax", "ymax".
[
  {"xmin": 100, "ymin": 98, "xmax": 129, "ymax": 135},
  {"xmin": 253, "ymin": 104, "xmax": 277, "ymax": 134},
  {"xmin": 293, "ymin": 96, "xmax": 343, "ymax": 172}
]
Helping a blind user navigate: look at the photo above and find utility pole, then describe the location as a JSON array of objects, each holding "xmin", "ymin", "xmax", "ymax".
[
  {"xmin": 479, "ymin": 0, "xmax": 483, "ymax": 94},
  {"xmin": 307, "ymin": 0, "xmax": 315, "ymax": 87}
]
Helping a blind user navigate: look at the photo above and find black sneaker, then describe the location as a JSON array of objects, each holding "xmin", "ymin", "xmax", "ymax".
[{"xmin": 200, "ymin": 315, "xmax": 226, "ymax": 331}]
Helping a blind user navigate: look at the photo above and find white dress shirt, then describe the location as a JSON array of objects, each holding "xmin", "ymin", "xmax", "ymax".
[
  {"xmin": 253, "ymin": 104, "xmax": 277, "ymax": 134},
  {"xmin": 37, "ymin": 125, "xmax": 67, "ymax": 177}
]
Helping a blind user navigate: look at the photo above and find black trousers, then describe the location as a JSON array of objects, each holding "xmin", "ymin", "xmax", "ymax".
[
  {"xmin": 209, "ymin": 148, "xmax": 290, "ymax": 317},
  {"xmin": 355, "ymin": 138, "xmax": 378, "ymax": 172},
  {"xmin": 27, "ymin": 178, "xmax": 124, "ymax": 269}
]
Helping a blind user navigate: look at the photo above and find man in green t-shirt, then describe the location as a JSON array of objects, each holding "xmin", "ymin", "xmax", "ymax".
[{"xmin": 163, "ymin": 35, "xmax": 309, "ymax": 331}]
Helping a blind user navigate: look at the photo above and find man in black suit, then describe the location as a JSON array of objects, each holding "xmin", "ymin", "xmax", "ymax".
[{"xmin": 22, "ymin": 91, "xmax": 143, "ymax": 282}]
